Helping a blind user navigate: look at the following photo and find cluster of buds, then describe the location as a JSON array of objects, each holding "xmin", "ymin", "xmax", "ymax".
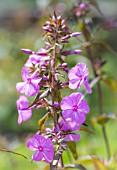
[
  {"xmin": 73, "ymin": 1, "xmax": 90, "ymax": 18},
  {"xmin": 43, "ymin": 12, "xmax": 82, "ymax": 43},
  {"xmin": 16, "ymin": 13, "xmax": 92, "ymax": 165}
]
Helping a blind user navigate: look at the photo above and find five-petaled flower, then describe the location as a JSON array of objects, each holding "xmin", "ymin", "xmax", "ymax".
[
  {"xmin": 27, "ymin": 134, "xmax": 54, "ymax": 163},
  {"xmin": 16, "ymin": 67, "xmax": 42, "ymax": 96},
  {"xmin": 68, "ymin": 62, "xmax": 92, "ymax": 94},
  {"xmin": 60, "ymin": 92, "xmax": 90, "ymax": 124},
  {"xmin": 16, "ymin": 96, "xmax": 32, "ymax": 125}
]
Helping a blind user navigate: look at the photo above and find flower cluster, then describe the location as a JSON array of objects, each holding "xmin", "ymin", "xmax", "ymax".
[{"xmin": 16, "ymin": 13, "xmax": 92, "ymax": 164}]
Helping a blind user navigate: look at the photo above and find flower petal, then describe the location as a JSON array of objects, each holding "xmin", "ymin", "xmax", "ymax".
[
  {"xmin": 70, "ymin": 92, "xmax": 84, "ymax": 106},
  {"xmin": 27, "ymin": 138, "xmax": 39, "ymax": 151},
  {"xmin": 84, "ymin": 76, "xmax": 92, "ymax": 94},
  {"xmin": 16, "ymin": 82, "xmax": 27, "ymax": 94},
  {"xmin": 18, "ymin": 109, "xmax": 32, "ymax": 121},
  {"xmin": 65, "ymin": 134, "xmax": 80, "ymax": 142},
  {"xmin": 60, "ymin": 96, "xmax": 73, "ymax": 110},
  {"xmin": 16, "ymin": 96, "xmax": 29, "ymax": 109},
  {"xmin": 22, "ymin": 67, "xmax": 30, "ymax": 81},
  {"xmin": 78, "ymin": 100, "xmax": 90, "ymax": 114},
  {"xmin": 23, "ymin": 83, "xmax": 39, "ymax": 96},
  {"xmin": 33, "ymin": 134, "xmax": 47, "ymax": 146},
  {"xmin": 32, "ymin": 151, "xmax": 43, "ymax": 161}
]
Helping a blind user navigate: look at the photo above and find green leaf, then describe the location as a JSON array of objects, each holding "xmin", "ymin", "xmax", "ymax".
[
  {"xmin": 75, "ymin": 155, "xmax": 109, "ymax": 169},
  {"xmin": 63, "ymin": 164, "xmax": 87, "ymax": 170},
  {"xmin": 80, "ymin": 127, "xmax": 94, "ymax": 134},
  {"xmin": 93, "ymin": 158, "xmax": 109, "ymax": 170},
  {"xmin": 91, "ymin": 113, "xmax": 116, "ymax": 126},
  {"xmin": 102, "ymin": 76, "xmax": 117, "ymax": 92},
  {"xmin": 67, "ymin": 141, "xmax": 78, "ymax": 160},
  {"xmin": 38, "ymin": 113, "xmax": 49, "ymax": 132}
]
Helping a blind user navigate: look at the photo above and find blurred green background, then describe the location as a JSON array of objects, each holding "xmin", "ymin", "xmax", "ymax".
[{"xmin": 0, "ymin": 0, "xmax": 117, "ymax": 169}]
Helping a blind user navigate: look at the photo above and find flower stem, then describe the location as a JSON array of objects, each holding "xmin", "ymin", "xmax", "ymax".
[{"xmin": 82, "ymin": 27, "xmax": 111, "ymax": 160}]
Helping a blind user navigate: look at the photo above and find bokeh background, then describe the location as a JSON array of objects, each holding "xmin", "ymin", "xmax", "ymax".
[{"xmin": 0, "ymin": 0, "xmax": 117, "ymax": 169}]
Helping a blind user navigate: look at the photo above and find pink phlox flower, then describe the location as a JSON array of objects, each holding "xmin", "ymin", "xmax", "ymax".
[
  {"xmin": 24, "ymin": 48, "xmax": 50, "ymax": 68},
  {"xmin": 68, "ymin": 62, "xmax": 92, "ymax": 93},
  {"xmin": 27, "ymin": 134, "xmax": 54, "ymax": 163},
  {"xmin": 56, "ymin": 118, "xmax": 80, "ymax": 142},
  {"xmin": 60, "ymin": 92, "xmax": 90, "ymax": 124},
  {"xmin": 29, "ymin": 48, "xmax": 50, "ymax": 65},
  {"xmin": 16, "ymin": 67, "xmax": 42, "ymax": 96},
  {"xmin": 16, "ymin": 96, "xmax": 32, "ymax": 125}
]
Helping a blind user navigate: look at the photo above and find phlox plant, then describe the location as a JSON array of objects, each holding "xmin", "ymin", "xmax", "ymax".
[
  {"xmin": 16, "ymin": 1, "xmax": 117, "ymax": 169},
  {"xmin": 16, "ymin": 11, "xmax": 92, "ymax": 169}
]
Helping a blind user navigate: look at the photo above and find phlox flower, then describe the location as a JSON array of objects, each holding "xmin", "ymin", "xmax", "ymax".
[
  {"xmin": 27, "ymin": 134, "xmax": 54, "ymax": 163},
  {"xmin": 16, "ymin": 96, "xmax": 32, "ymax": 125},
  {"xmin": 60, "ymin": 92, "xmax": 90, "ymax": 124},
  {"xmin": 55, "ymin": 118, "xmax": 80, "ymax": 142},
  {"xmin": 16, "ymin": 67, "xmax": 42, "ymax": 96},
  {"xmin": 68, "ymin": 62, "xmax": 92, "ymax": 94},
  {"xmin": 24, "ymin": 48, "xmax": 50, "ymax": 67}
]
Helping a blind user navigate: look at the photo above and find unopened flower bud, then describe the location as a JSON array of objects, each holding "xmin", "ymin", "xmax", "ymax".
[
  {"xmin": 61, "ymin": 63, "xmax": 68, "ymax": 67},
  {"xmin": 79, "ymin": 3, "xmax": 86, "ymax": 9},
  {"xmin": 43, "ymin": 26, "xmax": 52, "ymax": 32},
  {"xmin": 70, "ymin": 32, "xmax": 82, "ymax": 37},
  {"xmin": 21, "ymin": 49, "xmax": 33, "ymax": 54}
]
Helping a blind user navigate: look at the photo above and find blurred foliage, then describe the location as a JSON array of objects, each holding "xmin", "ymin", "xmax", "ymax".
[{"xmin": 0, "ymin": 0, "xmax": 117, "ymax": 170}]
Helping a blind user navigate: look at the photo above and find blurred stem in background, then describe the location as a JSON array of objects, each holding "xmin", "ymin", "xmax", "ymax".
[{"xmin": 82, "ymin": 21, "xmax": 111, "ymax": 160}]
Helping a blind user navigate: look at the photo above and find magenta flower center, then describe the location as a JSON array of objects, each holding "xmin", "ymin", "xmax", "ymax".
[
  {"xmin": 38, "ymin": 146, "xmax": 43, "ymax": 152},
  {"xmin": 73, "ymin": 105, "xmax": 78, "ymax": 111},
  {"xmin": 27, "ymin": 78, "xmax": 31, "ymax": 84}
]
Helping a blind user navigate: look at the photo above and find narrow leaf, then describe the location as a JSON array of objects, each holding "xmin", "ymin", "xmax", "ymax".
[
  {"xmin": 67, "ymin": 141, "xmax": 78, "ymax": 160},
  {"xmin": 102, "ymin": 76, "xmax": 117, "ymax": 92},
  {"xmin": 80, "ymin": 127, "xmax": 94, "ymax": 134},
  {"xmin": 38, "ymin": 113, "xmax": 49, "ymax": 132},
  {"xmin": 63, "ymin": 164, "xmax": 87, "ymax": 170}
]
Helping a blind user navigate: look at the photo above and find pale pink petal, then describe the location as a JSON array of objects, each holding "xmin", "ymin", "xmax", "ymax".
[
  {"xmin": 70, "ymin": 92, "xmax": 84, "ymax": 106},
  {"xmin": 19, "ymin": 109, "xmax": 32, "ymax": 121},
  {"xmin": 60, "ymin": 96, "xmax": 73, "ymax": 110},
  {"xmin": 73, "ymin": 111, "xmax": 86, "ymax": 124},
  {"xmin": 25, "ymin": 58, "xmax": 33, "ymax": 68},
  {"xmin": 22, "ymin": 67, "xmax": 30, "ymax": 81},
  {"xmin": 27, "ymin": 138, "xmax": 39, "ymax": 151},
  {"xmin": 68, "ymin": 67, "xmax": 78, "ymax": 79},
  {"xmin": 16, "ymin": 82, "xmax": 27, "ymax": 94},
  {"xmin": 16, "ymin": 96, "xmax": 29, "ymax": 109},
  {"xmin": 22, "ymin": 83, "xmax": 39, "ymax": 96},
  {"xmin": 18, "ymin": 113, "xmax": 22, "ymax": 125},
  {"xmin": 78, "ymin": 100, "xmax": 90, "ymax": 114},
  {"xmin": 69, "ymin": 79, "xmax": 80, "ymax": 89},
  {"xmin": 65, "ymin": 134, "xmax": 80, "ymax": 142},
  {"xmin": 31, "ymin": 78, "xmax": 42, "ymax": 86}
]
